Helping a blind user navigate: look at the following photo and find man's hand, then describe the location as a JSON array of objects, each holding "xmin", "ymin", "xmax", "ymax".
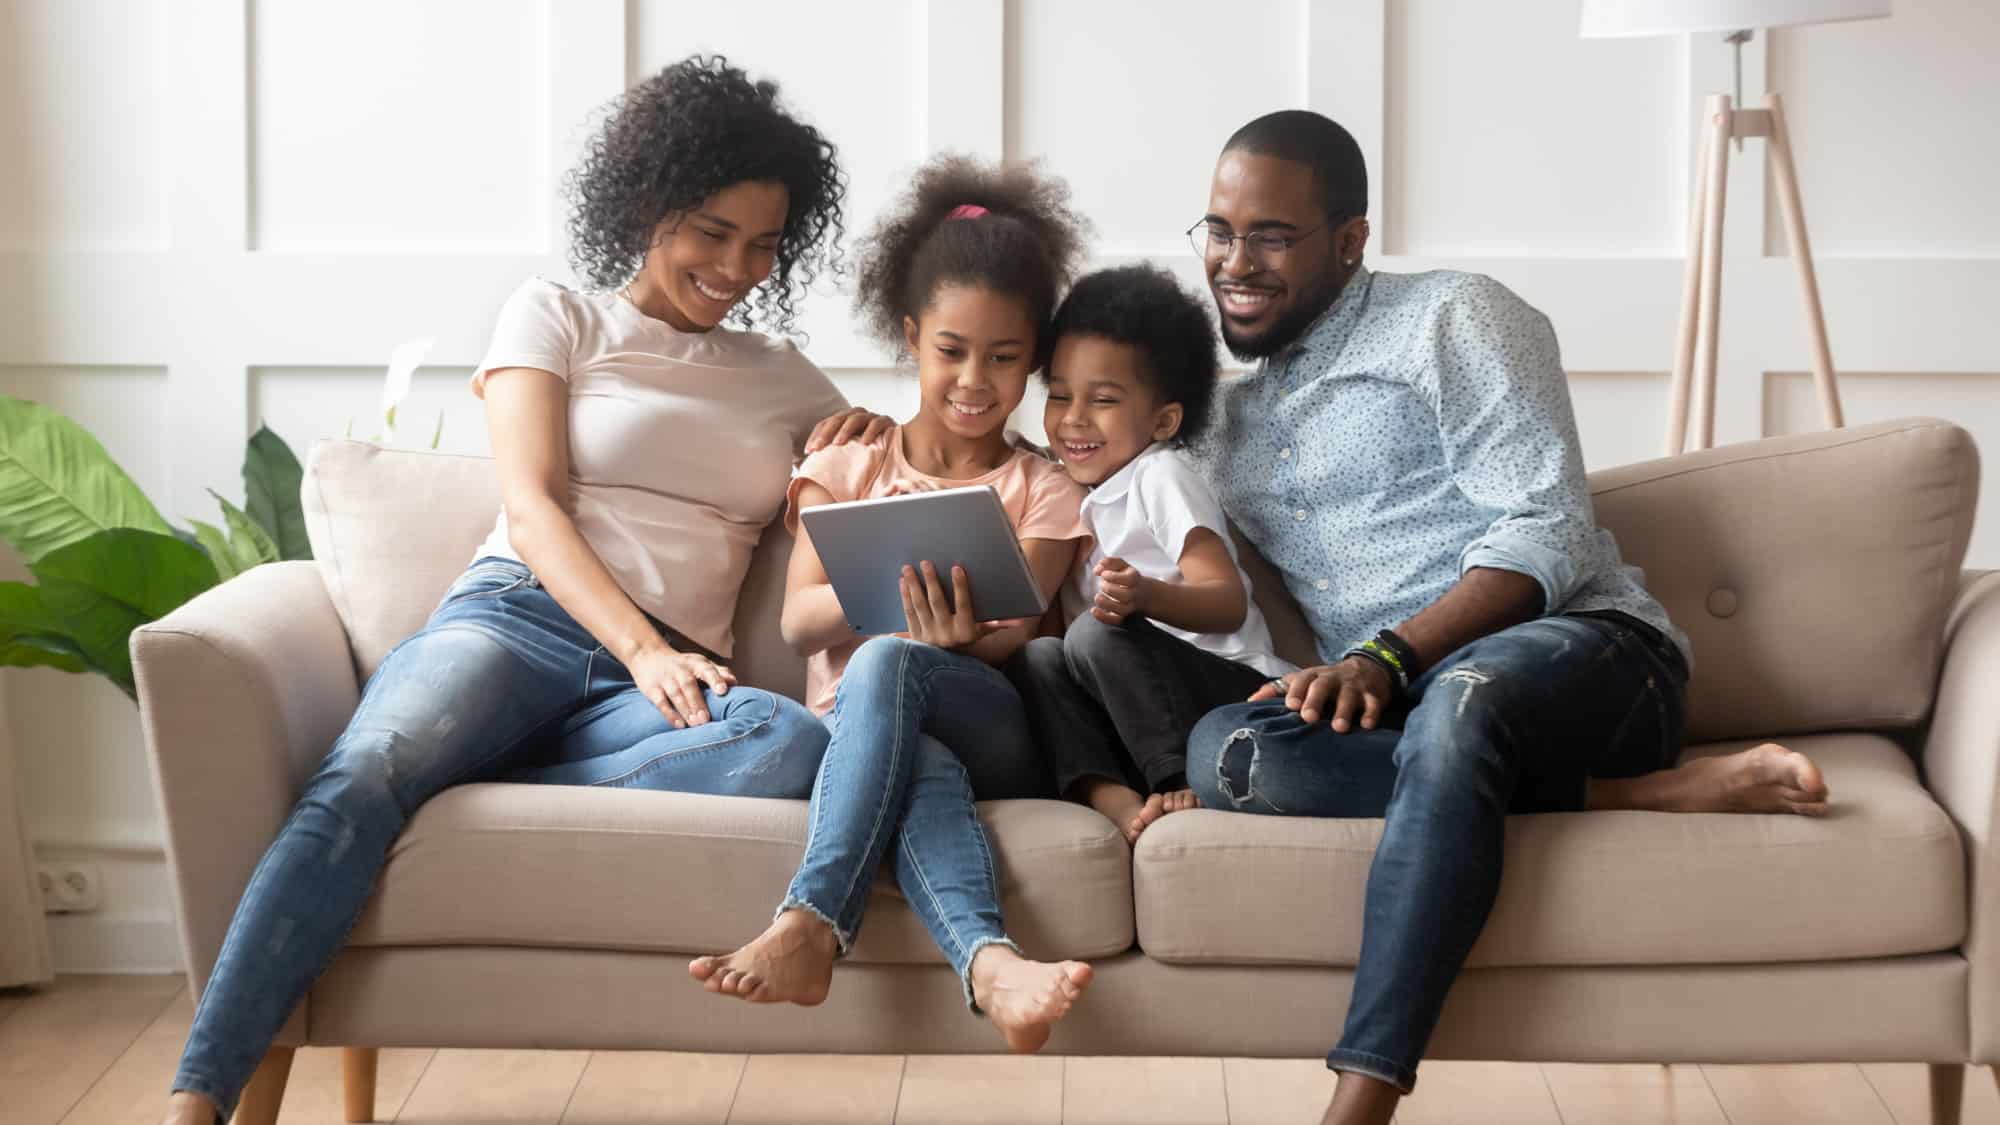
[
  {"xmin": 803, "ymin": 407, "xmax": 895, "ymax": 454},
  {"xmin": 1091, "ymin": 556, "xmax": 1152, "ymax": 625},
  {"xmin": 901, "ymin": 561, "xmax": 1006, "ymax": 650},
  {"xmin": 1248, "ymin": 656, "xmax": 1392, "ymax": 732}
]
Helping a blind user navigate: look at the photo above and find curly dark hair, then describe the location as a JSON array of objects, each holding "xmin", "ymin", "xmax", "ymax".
[
  {"xmin": 563, "ymin": 55, "xmax": 844, "ymax": 336},
  {"xmin": 1048, "ymin": 264, "xmax": 1221, "ymax": 443},
  {"xmin": 853, "ymin": 155, "xmax": 1089, "ymax": 367}
]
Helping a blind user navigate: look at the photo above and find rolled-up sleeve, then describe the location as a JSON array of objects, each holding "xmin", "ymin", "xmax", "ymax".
[{"xmin": 1419, "ymin": 276, "xmax": 1594, "ymax": 613}]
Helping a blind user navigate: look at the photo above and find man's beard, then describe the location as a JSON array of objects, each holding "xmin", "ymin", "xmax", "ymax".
[{"xmin": 1220, "ymin": 268, "xmax": 1350, "ymax": 362}]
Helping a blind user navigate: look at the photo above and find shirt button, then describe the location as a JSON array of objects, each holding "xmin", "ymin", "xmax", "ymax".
[
  {"xmin": 1294, "ymin": 509, "xmax": 1308, "ymax": 521},
  {"xmin": 1315, "ymin": 579, "xmax": 1330, "ymax": 591},
  {"xmin": 1278, "ymin": 447, "xmax": 1292, "ymax": 459}
]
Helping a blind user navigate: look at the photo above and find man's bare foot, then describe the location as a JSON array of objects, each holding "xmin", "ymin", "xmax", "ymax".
[
  {"xmin": 1079, "ymin": 778, "xmax": 1147, "ymax": 845},
  {"xmin": 687, "ymin": 908, "xmax": 837, "ymax": 1005},
  {"xmin": 1129, "ymin": 789, "xmax": 1201, "ymax": 842},
  {"xmin": 969, "ymin": 945, "xmax": 1093, "ymax": 1053},
  {"xmin": 1591, "ymin": 742, "xmax": 1830, "ymax": 816},
  {"xmin": 1319, "ymin": 1070, "xmax": 1401, "ymax": 1125},
  {"xmin": 161, "ymin": 1091, "xmax": 218, "ymax": 1125}
]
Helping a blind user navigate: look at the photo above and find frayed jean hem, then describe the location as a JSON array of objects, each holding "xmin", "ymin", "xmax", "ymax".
[
  {"xmin": 957, "ymin": 935, "xmax": 1024, "ymax": 1013},
  {"xmin": 1325, "ymin": 1048, "xmax": 1417, "ymax": 1094},
  {"xmin": 775, "ymin": 896, "xmax": 854, "ymax": 955}
]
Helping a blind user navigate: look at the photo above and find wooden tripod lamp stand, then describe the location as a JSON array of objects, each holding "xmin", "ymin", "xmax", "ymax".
[{"xmin": 1580, "ymin": 0, "xmax": 1892, "ymax": 456}]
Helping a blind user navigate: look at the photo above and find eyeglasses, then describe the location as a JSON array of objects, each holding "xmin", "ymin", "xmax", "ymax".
[{"xmin": 1187, "ymin": 220, "xmax": 1324, "ymax": 267}]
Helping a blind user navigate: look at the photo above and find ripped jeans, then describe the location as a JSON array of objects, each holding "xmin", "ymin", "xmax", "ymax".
[
  {"xmin": 1186, "ymin": 611, "xmax": 1687, "ymax": 1092},
  {"xmin": 173, "ymin": 558, "xmax": 829, "ymax": 1119}
]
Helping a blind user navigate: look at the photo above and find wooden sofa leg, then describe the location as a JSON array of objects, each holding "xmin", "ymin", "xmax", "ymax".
[
  {"xmin": 343, "ymin": 1047, "xmax": 380, "ymax": 1122},
  {"xmin": 233, "ymin": 1047, "xmax": 295, "ymax": 1125},
  {"xmin": 1930, "ymin": 1063, "xmax": 1964, "ymax": 1125}
]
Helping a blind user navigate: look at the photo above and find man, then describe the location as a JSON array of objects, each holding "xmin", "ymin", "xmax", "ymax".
[{"xmin": 1182, "ymin": 110, "xmax": 1830, "ymax": 1125}]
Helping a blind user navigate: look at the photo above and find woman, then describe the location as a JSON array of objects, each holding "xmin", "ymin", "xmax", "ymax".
[{"xmin": 162, "ymin": 55, "xmax": 881, "ymax": 1125}]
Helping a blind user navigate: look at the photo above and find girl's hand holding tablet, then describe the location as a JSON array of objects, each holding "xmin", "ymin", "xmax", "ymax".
[{"xmin": 899, "ymin": 561, "xmax": 1009, "ymax": 651}]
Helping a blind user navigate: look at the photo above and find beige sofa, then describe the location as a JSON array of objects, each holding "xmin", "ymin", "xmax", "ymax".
[{"xmin": 136, "ymin": 416, "xmax": 1997, "ymax": 1124}]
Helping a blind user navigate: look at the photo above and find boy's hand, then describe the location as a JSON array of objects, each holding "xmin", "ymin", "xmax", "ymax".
[{"xmin": 1092, "ymin": 557, "xmax": 1152, "ymax": 625}]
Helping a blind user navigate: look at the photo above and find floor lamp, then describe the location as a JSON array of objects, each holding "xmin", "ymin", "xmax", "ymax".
[{"xmin": 1580, "ymin": 0, "xmax": 1892, "ymax": 456}]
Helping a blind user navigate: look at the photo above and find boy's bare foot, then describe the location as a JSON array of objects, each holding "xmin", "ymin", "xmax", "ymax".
[
  {"xmin": 687, "ymin": 908, "xmax": 837, "ymax": 1005},
  {"xmin": 1130, "ymin": 789, "xmax": 1200, "ymax": 841},
  {"xmin": 161, "ymin": 1092, "xmax": 219, "ymax": 1125},
  {"xmin": 969, "ymin": 945, "xmax": 1093, "ymax": 1053},
  {"xmin": 1079, "ymin": 778, "xmax": 1147, "ymax": 845},
  {"xmin": 1319, "ymin": 1070, "xmax": 1401, "ymax": 1125},
  {"xmin": 1591, "ymin": 742, "xmax": 1830, "ymax": 816}
]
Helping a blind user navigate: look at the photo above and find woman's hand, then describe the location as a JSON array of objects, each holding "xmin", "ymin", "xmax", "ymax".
[
  {"xmin": 900, "ymin": 561, "xmax": 1006, "ymax": 650},
  {"xmin": 1090, "ymin": 556, "xmax": 1152, "ymax": 625},
  {"xmin": 626, "ymin": 645, "xmax": 738, "ymax": 729},
  {"xmin": 804, "ymin": 407, "xmax": 895, "ymax": 454}
]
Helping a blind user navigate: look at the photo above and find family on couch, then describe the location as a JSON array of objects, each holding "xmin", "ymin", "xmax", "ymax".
[{"xmin": 162, "ymin": 54, "xmax": 1832, "ymax": 1125}]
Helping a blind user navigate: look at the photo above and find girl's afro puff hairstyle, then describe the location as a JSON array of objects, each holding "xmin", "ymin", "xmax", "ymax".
[{"xmin": 853, "ymin": 155, "xmax": 1089, "ymax": 367}]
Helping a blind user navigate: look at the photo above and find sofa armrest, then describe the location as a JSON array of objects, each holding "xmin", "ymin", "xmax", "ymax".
[
  {"xmin": 1923, "ymin": 568, "xmax": 2000, "ymax": 1061},
  {"xmin": 133, "ymin": 560, "xmax": 360, "ymax": 1001}
]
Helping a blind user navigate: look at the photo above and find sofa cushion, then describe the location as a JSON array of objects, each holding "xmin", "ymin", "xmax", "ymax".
[
  {"xmin": 347, "ymin": 787, "xmax": 1133, "ymax": 964},
  {"xmin": 1132, "ymin": 733, "xmax": 1964, "ymax": 967},
  {"xmin": 301, "ymin": 439, "xmax": 807, "ymax": 699}
]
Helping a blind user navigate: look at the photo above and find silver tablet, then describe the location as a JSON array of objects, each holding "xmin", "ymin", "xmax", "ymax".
[{"xmin": 798, "ymin": 484, "xmax": 1049, "ymax": 636}]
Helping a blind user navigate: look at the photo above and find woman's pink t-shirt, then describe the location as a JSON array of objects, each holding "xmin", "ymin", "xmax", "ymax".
[{"xmin": 785, "ymin": 426, "xmax": 1090, "ymax": 717}]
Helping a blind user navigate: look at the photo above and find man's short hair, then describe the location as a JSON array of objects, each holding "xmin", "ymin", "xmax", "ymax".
[{"xmin": 1223, "ymin": 110, "xmax": 1368, "ymax": 225}]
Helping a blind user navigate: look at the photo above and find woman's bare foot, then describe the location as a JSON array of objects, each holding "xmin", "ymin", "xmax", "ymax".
[
  {"xmin": 161, "ymin": 1091, "xmax": 219, "ymax": 1125},
  {"xmin": 1591, "ymin": 742, "xmax": 1830, "ymax": 816},
  {"xmin": 1079, "ymin": 778, "xmax": 1147, "ymax": 844},
  {"xmin": 969, "ymin": 945, "xmax": 1093, "ymax": 1053},
  {"xmin": 687, "ymin": 908, "xmax": 838, "ymax": 1005},
  {"xmin": 1130, "ymin": 789, "xmax": 1200, "ymax": 841}
]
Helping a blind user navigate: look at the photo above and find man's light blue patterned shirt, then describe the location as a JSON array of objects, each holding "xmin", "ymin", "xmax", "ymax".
[{"xmin": 1191, "ymin": 266, "xmax": 1691, "ymax": 666}]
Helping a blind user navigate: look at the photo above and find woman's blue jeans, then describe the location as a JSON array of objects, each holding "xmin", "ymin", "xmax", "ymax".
[
  {"xmin": 1187, "ymin": 611, "xmax": 1688, "ymax": 1093},
  {"xmin": 779, "ymin": 635, "xmax": 1051, "ymax": 1008},
  {"xmin": 172, "ymin": 559, "xmax": 830, "ymax": 1118}
]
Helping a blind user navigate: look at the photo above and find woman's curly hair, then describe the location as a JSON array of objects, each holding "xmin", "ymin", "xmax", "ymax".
[
  {"xmin": 854, "ymin": 155, "xmax": 1089, "ymax": 367},
  {"xmin": 564, "ymin": 55, "xmax": 844, "ymax": 336}
]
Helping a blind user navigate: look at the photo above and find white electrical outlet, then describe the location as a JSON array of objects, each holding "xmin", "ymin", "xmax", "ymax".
[{"xmin": 36, "ymin": 861, "xmax": 102, "ymax": 913}]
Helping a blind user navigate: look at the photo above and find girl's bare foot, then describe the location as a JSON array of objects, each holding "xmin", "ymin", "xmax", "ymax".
[
  {"xmin": 161, "ymin": 1091, "xmax": 219, "ymax": 1125},
  {"xmin": 1591, "ymin": 742, "xmax": 1830, "ymax": 816},
  {"xmin": 969, "ymin": 945, "xmax": 1093, "ymax": 1053},
  {"xmin": 1079, "ymin": 778, "xmax": 1147, "ymax": 845},
  {"xmin": 687, "ymin": 908, "xmax": 837, "ymax": 1005},
  {"xmin": 1129, "ymin": 789, "xmax": 1200, "ymax": 840}
]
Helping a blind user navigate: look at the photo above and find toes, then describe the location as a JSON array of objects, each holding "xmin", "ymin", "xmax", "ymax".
[
  {"xmin": 1139, "ymin": 793, "xmax": 1166, "ymax": 824},
  {"xmin": 688, "ymin": 956, "xmax": 717, "ymax": 981},
  {"xmin": 1123, "ymin": 818, "xmax": 1145, "ymax": 845}
]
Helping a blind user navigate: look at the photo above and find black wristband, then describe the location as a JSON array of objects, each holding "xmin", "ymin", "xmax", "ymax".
[
  {"xmin": 1374, "ymin": 629, "xmax": 1422, "ymax": 678},
  {"xmin": 1341, "ymin": 643, "xmax": 1407, "ymax": 697}
]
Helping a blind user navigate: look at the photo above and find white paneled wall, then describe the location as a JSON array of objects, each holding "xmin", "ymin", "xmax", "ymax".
[{"xmin": 1, "ymin": 0, "xmax": 1995, "ymax": 970}]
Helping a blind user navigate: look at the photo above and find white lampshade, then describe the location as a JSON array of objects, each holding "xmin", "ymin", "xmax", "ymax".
[{"xmin": 1580, "ymin": 0, "xmax": 1891, "ymax": 38}]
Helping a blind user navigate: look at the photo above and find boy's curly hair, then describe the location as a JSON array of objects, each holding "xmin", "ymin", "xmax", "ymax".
[
  {"xmin": 1049, "ymin": 264, "xmax": 1222, "ymax": 443},
  {"xmin": 853, "ymin": 155, "xmax": 1089, "ymax": 367},
  {"xmin": 564, "ymin": 55, "xmax": 844, "ymax": 336}
]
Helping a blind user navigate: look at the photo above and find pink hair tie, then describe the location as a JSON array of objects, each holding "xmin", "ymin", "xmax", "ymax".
[{"xmin": 946, "ymin": 204, "xmax": 990, "ymax": 221}]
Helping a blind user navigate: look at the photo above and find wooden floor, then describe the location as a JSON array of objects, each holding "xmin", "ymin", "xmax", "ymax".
[{"xmin": 3, "ymin": 976, "xmax": 1996, "ymax": 1124}]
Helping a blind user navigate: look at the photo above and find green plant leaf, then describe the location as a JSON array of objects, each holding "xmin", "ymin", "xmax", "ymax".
[
  {"xmin": 209, "ymin": 492, "xmax": 278, "ymax": 570},
  {"xmin": 189, "ymin": 519, "xmax": 244, "ymax": 582},
  {"xmin": 0, "ymin": 581, "xmax": 88, "ymax": 674},
  {"xmin": 242, "ymin": 425, "xmax": 311, "ymax": 561},
  {"xmin": 0, "ymin": 396, "xmax": 172, "ymax": 562},
  {"xmin": 29, "ymin": 529, "xmax": 219, "ymax": 697}
]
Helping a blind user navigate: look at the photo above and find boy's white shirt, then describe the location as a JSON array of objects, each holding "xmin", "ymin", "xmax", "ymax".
[{"xmin": 1069, "ymin": 442, "xmax": 1295, "ymax": 678}]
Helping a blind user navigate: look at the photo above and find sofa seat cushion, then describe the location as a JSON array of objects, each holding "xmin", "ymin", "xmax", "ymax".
[
  {"xmin": 347, "ymin": 786, "xmax": 1133, "ymax": 964},
  {"xmin": 1133, "ymin": 733, "xmax": 1965, "ymax": 967}
]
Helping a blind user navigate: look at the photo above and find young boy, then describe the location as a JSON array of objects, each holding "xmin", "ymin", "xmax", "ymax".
[{"xmin": 1009, "ymin": 264, "xmax": 1293, "ymax": 844}]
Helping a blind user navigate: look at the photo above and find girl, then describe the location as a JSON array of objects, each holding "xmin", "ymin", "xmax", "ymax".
[
  {"xmin": 689, "ymin": 157, "xmax": 1095, "ymax": 1053},
  {"xmin": 163, "ymin": 56, "xmax": 879, "ymax": 1125}
]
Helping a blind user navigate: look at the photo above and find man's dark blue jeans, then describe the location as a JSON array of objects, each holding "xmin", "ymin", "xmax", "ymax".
[{"xmin": 1185, "ymin": 611, "xmax": 1688, "ymax": 1092}]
